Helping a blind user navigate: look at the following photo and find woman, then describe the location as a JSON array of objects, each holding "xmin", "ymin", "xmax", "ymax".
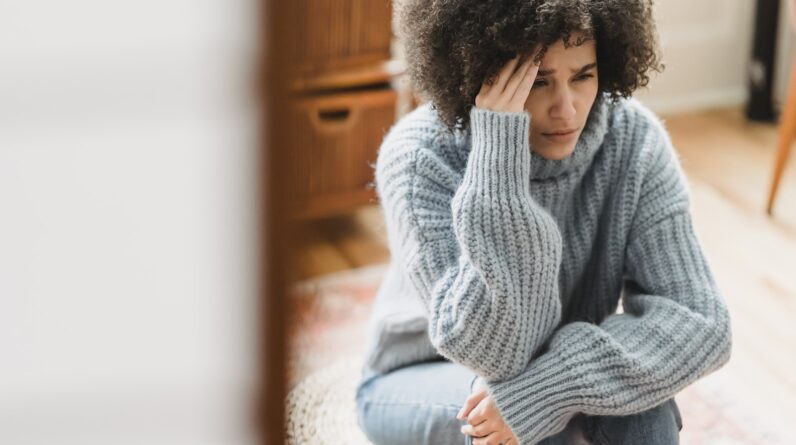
[{"xmin": 355, "ymin": 1, "xmax": 732, "ymax": 444}]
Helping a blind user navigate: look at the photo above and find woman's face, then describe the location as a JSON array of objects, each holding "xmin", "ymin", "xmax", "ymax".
[{"xmin": 523, "ymin": 34, "xmax": 599, "ymax": 160}]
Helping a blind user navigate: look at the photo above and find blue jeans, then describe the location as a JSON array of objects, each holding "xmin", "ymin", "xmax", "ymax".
[{"xmin": 355, "ymin": 360, "xmax": 682, "ymax": 445}]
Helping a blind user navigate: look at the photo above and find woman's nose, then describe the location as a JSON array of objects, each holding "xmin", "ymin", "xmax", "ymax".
[{"xmin": 549, "ymin": 89, "xmax": 576, "ymax": 120}]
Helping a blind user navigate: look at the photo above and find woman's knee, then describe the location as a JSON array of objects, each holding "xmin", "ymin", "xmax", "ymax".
[
  {"xmin": 584, "ymin": 398, "xmax": 682, "ymax": 445},
  {"xmin": 356, "ymin": 382, "xmax": 466, "ymax": 445},
  {"xmin": 354, "ymin": 363, "xmax": 473, "ymax": 445}
]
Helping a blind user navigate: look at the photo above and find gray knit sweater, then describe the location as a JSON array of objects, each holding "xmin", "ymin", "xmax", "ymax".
[{"xmin": 364, "ymin": 92, "xmax": 733, "ymax": 444}]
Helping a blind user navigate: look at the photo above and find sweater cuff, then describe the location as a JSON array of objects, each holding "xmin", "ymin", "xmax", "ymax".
[
  {"xmin": 485, "ymin": 347, "xmax": 587, "ymax": 443},
  {"xmin": 466, "ymin": 106, "xmax": 532, "ymax": 198}
]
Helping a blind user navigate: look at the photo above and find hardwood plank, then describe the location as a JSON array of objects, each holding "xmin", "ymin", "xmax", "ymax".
[
  {"xmin": 317, "ymin": 212, "xmax": 390, "ymax": 268},
  {"xmin": 293, "ymin": 222, "xmax": 353, "ymax": 281},
  {"xmin": 663, "ymin": 107, "xmax": 796, "ymax": 229}
]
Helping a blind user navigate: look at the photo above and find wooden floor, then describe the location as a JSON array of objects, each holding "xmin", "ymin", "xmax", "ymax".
[
  {"xmin": 293, "ymin": 106, "xmax": 796, "ymax": 440},
  {"xmin": 661, "ymin": 108, "xmax": 796, "ymax": 442}
]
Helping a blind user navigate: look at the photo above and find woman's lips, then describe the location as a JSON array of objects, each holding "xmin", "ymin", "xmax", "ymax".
[{"xmin": 542, "ymin": 128, "xmax": 578, "ymax": 143}]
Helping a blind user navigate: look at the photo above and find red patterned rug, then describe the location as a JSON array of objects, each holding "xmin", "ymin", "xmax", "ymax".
[
  {"xmin": 288, "ymin": 264, "xmax": 384, "ymax": 389},
  {"xmin": 288, "ymin": 264, "xmax": 791, "ymax": 445}
]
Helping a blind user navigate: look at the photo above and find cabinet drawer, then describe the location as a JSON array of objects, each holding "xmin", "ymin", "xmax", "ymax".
[{"xmin": 288, "ymin": 88, "xmax": 397, "ymax": 219}]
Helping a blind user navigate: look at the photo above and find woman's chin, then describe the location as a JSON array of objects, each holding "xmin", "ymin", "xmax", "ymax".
[{"xmin": 532, "ymin": 143, "xmax": 576, "ymax": 161}]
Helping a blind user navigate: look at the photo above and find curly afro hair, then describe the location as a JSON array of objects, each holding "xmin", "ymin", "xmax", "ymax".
[{"xmin": 395, "ymin": 0, "xmax": 664, "ymax": 132}]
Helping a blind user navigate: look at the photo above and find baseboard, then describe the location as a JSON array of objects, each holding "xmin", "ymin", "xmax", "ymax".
[{"xmin": 635, "ymin": 87, "xmax": 749, "ymax": 116}]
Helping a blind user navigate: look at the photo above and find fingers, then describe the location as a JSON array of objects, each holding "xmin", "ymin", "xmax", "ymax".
[
  {"xmin": 507, "ymin": 56, "xmax": 536, "ymax": 107},
  {"xmin": 509, "ymin": 47, "xmax": 541, "ymax": 108},
  {"xmin": 492, "ymin": 54, "xmax": 521, "ymax": 94},
  {"xmin": 509, "ymin": 58, "xmax": 538, "ymax": 109},
  {"xmin": 460, "ymin": 419, "xmax": 492, "ymax": 437},
  {"xmin": 466, "ymin": 396, "xmax": 490, "ymax": 425},
  {"xmin": 476, "ymin": 45, "xmax": 544, "ymax": 112},
  {"xmin": 464, "ymin": 426, "xmax": 517, "ymax": 445},
  {"xmin": 492, "ymin": 55, "xmax": 530, "ymax": 111},
  {"xmin": 504, "ymin": 54, "xmax": 534, "ymax": 101},
  {"xmin": 472, "ymin": 431, "xmax": 513, "ymax": 445},
  {"xmin": 457, "ymin": 387, "xmax": 488, "ymax": 420}
]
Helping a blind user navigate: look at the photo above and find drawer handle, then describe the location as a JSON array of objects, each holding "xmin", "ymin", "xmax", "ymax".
[
  {"xmin": 319, "ymin": 108, "xmax": 350, "ymax": 121},
  {"xmin": 309, "ymin": 105, "xmax": 360, "ymax": 134}
]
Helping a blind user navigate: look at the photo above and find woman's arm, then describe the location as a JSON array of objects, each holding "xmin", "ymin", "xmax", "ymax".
[
  {"xmin": 480, "ymin": 125, "xmax": 732, "ymax": 444},
  {"xmin": 376, "ymin": 51, "xmax": 563, "ymax": 381}
]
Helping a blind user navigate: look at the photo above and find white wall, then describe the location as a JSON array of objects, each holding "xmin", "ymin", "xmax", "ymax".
[
  {"xmin": 774, "ymin": 0, "xmax": 796, "ymax": 108},
  {"xmin": 634, "ymin": 0, "xmax": 757, "ymax": 114},
  {"xmin": 0, "ymin": 1, "xmax": 261, "ymax": 444}
]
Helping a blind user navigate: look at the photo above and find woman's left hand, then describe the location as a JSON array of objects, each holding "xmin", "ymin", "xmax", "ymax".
[{"xmin": 457, "ymin": 377, "xmax": 520, "ymax": 445}]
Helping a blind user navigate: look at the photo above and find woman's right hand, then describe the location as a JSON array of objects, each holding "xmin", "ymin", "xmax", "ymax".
[
  {"xmin": 475, "ymin": 48, "xmax": 541, "ymax": 113},
  {"xmin": 458, "ymin": 377, "xmax": 520, "ymax": 444}
]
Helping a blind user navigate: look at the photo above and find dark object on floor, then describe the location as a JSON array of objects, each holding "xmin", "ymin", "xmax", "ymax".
[{"xmin": 746, "ymin": 0, "xmax": 781, "ymax": 122}]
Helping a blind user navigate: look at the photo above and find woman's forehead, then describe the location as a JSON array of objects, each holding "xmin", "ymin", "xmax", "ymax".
[{"xmin": 538, "ymin": 40, "xmax": 597, "ymax": 73}]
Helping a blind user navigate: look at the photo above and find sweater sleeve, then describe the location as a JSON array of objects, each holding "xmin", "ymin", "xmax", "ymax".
[
  {"xmin": 375, "ymin": 106, "xmax": 563, "ymax": 381},
  {"xmin": 483, "ymin": 127, "xmax": 733, "ymax": 443}
]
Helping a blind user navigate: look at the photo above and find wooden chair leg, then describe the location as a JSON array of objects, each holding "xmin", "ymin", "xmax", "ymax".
[{"xmin": 767, "ymin": 63, "xmax": 796, "ymax": 215}]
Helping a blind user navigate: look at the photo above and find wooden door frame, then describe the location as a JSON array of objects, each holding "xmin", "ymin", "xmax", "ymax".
[{"xmin": 260, "ymin": 1, "xmax": 293, "ymax": 443}]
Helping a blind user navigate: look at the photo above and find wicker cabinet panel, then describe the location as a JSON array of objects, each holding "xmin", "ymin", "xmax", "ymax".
[
  {"xmin": 288, "ymin": 88, "xmax": 397, "ymax": 218},
  {"xmin": 285, "ymin": 0, "xmax": 393, "ymax": 74}
]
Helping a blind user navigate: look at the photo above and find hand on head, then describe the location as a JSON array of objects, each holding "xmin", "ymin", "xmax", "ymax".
[{"xmin": 475, "ymin": 46, "xmax": 542, "ymax": 114}]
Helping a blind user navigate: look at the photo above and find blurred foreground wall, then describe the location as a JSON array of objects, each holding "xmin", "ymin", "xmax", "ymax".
[{"xmin": 0, "ymin": 1, "xmax": 261, "ymax": 444}]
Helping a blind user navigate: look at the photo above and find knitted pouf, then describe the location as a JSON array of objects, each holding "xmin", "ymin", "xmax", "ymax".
[{"xmin": 285, "ymin": 355, "xmax": 373, "ymax": 445}]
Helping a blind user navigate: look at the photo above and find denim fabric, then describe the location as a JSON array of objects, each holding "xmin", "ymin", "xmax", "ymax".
[
  {"xmin": 355, "ymin": 361, "xmax": 682, "ymax": 445},
  {"xmin": 355, "ymin": 360, "xmax": 475, "ymax": 445},
  {"xmin": 579, "ymin": 398, "xmax": 682, "ymax": 445}
]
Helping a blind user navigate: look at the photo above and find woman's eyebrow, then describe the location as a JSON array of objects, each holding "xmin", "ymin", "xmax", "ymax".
[{"xmin": 538, "ymin": 62, "xmax": 597, "ymax": 77}]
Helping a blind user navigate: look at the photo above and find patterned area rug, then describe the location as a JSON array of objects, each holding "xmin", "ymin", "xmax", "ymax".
[
  {"xmin": 287, "ymin": 264, "xmax": 384, "ymax": 389},
  {"xmin": 287, "ymin": 264, "xmax": 791, "ymax": 445}
]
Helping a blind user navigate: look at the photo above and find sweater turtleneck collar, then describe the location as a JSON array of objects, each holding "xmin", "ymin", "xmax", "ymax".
[{"xmin": 527, "ymin": 91, "xmax": 611, "ymax": 181}]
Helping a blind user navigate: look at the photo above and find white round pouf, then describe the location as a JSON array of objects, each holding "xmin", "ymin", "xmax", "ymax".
[{"xmin": 286, "ymin": 356, "xmax": 373, "ymax": 445}]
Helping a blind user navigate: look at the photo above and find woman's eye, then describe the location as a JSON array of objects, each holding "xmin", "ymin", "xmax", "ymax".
[{"xmin": 533, "ymin": 74, "xmax": 593, "ymax": 87}]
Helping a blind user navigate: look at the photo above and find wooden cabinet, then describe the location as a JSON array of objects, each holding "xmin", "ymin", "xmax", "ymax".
[
  {"xmin": 287, "ymin": 88, "xmax": 397, "ymax": 219},
  {"xmin": 284, "ymin": 0, "xmax": 394, "ymax": 76},
  {"xmin": 285, "ymin": 0, "xmax": 401, "ymax": 219}
]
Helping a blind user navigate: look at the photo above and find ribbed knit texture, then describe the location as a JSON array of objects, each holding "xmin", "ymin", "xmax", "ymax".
[{"xmin": 370, "ymin": 92, "xmax": 733, "ymax": 444}]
